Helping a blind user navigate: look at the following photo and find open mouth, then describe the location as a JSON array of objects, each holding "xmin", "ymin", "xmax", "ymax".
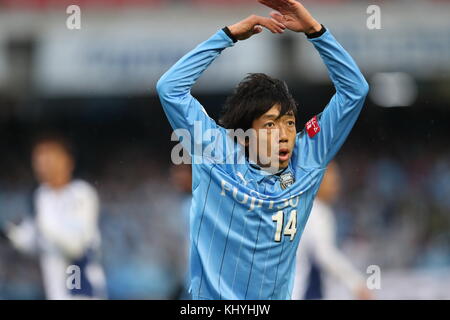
[{"xmin": 278, "ymin": 148, "xmax": 290, "ymax": 162}]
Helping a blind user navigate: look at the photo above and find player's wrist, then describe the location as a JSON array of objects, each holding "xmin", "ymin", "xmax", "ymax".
[
  {"xmin": 306, "ymin": 23, "xmax": 322, "ymax": 33},
  {"xmin": 223, "ymin": 26, "xmax": 238, "ymax": 43},
  {"xmin": 305, "ymin": 24, "xmax": 326, "ymax": 39}
]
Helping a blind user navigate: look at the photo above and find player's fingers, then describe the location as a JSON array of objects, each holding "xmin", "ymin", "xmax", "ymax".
[
  {"xmin": 257, "ymin": 0, "xmax": 278, "ymax": 10},
  {"xmin": 250, "ymin": 15, "xmax": 285, "ymax": 33},
  {"xmin": 270, "ymin": 11, "xmax": 285, "ymax": 24},
  {"xmin": 268, "ymin": 17, "xmax": 286, "ymax": 30},
  {"xmin": 273, "ymin": 18, "xmax": 286, "ymax": 33},
  {"xmin": 256, "ymin": 16, "xmax": 285, "ymax": 33},
  {"xmin": 255, "ymin": 14, "xmax": 285, "ymax": 31},
  {"xmin": 258, "ymin": 0, "xmax": 290, "ymax": 13},
  {"xmin": 277, "ymin": 0, "xmax": 293, "ymax": 7}
]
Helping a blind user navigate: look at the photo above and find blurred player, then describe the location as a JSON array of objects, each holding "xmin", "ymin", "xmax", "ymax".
[
  {"xmin": 157, "ymin": 0, "xmax": 368, "ymax": 299},
  {"xmin": 4, "ymin": 134, "xmax": 106, "ymax": 299},
  {"xmin": 293, "ymin": 161, "xmax": 373, "ymax": 300}
]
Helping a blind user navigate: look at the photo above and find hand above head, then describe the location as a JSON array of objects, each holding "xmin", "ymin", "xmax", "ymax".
[
  {"xmin": 227, "ymin": 14, "xmax": 286, "ymax": 41},
  {"xmin": 257, "ymin": 0, "xmax": 322, "ymax": 35}
]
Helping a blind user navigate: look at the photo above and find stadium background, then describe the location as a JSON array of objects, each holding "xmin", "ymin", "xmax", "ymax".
[{"xmin": 0, "ymin": 0, "xmax": 449, "ymax": 299}]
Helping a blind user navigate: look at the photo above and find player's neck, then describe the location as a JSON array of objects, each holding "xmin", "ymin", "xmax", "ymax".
[
  {"xmin": 46, "ymin": 177, "xmax": 72, "ymax": 190},
  {"xmin": 248, "ymin": 159, "xmax": 288, "ymax": 176}
]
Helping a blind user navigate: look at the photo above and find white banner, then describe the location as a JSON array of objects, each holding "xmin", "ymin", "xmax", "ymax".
[
  {"xmin": 22, "ymin": 3, "xmax": 450, "ymax": 95},
  {"xmin": 293, "ymin": 2, "xmax": 450, "ymax": 81},
  {"xmin": 32, "ymin": 9, "xmax": 278, "ymax": 96}
]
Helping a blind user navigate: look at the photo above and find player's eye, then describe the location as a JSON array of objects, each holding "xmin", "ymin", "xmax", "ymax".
[
  {"xmin": 264, "ymin": 122, "xmax": 275, "ymax": 128},
  {"xmin": 287, "ymin": 120, "xmax": 295, "ymax": 126}
]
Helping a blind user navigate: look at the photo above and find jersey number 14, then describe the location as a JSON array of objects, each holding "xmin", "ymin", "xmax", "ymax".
[{"xmin": 272, "ymin": 210, "xmax": 297, "ymax": 242}]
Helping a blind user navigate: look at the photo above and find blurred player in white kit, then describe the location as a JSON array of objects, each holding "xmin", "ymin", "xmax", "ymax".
[
  {"xmin": 5, "ymin": 135, "xmax": 106, "ymax": 299},
  {"xmin": 293, "ymin": 161, "xmax": 373, "ymax": 300}
]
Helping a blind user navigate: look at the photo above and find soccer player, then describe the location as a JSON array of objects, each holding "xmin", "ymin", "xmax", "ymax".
[
  {"xmin": 5, "ymin": 135, "xmax": 106, "ymax": 299},
  {"xmin": 156, "ymin": 0, "xmax": 369, "ymax": 300},
  {"xmin": 293, "ymin": 161, "xmax": 373, "ymax": 300}
]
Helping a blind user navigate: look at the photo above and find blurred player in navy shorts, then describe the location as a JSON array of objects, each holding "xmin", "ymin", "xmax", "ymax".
[{"xmin": 4, "ymin": 134, "xmax": 106, "ymax": 299}]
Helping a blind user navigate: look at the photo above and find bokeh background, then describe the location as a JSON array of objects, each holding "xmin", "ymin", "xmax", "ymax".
[{"xmin": 0, "ymin": 0, "xmax": 449, "ymax": 299}]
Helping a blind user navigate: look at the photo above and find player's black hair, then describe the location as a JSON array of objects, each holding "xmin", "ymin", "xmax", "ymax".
[
  {"xmin": 219, "ymin": 73, "xmax": 298, "ymax": 131},
  {"xmin": 31, "ymin": 132, "xmax": 75, "ymax": 158}
]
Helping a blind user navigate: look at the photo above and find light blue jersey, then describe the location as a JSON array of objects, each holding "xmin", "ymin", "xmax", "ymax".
[{"xmin": 156, "ymin": 28, "xmax": 368, "ymax": 300}]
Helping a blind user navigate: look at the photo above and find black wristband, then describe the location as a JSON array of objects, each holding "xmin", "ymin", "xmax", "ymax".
[
  {"xmin": 306, "ymin": 24, "xmax": 326, "ymax": 39},
  {"xmin": 222, "ymin": 26, "xmax": 238, "ymax": 43}
]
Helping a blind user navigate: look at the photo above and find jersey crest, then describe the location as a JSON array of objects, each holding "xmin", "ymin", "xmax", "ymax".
[{"xmin": 280, "ymin": 171, "xmax": 295, "ymax": 190}]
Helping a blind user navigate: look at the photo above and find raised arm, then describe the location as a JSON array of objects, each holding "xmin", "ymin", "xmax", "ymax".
[
  {"xmin": 156, "ymin": 15, "xmax": 285, "ymax": 157},
  {"xmin": 302, "ymin": 30, "xmax": 369, "ymax": 167},
  {"xmin": 258, "ymin": 0, "xmax": 369, "ymax": 167}
]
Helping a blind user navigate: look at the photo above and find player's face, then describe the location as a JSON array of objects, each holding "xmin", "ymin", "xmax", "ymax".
[
  {"xmin": 250, "ymin": 104, "xmax": 297, "ymax": 171},
  {"xmin": 32, "ymin": 142, "xmax": 74, "ymax": 188}
]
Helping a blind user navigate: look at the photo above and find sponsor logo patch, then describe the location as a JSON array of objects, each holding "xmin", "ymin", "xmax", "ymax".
[{"xmin": 306, "ymin": 115, "xmax": 320, "ymax": 138}]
